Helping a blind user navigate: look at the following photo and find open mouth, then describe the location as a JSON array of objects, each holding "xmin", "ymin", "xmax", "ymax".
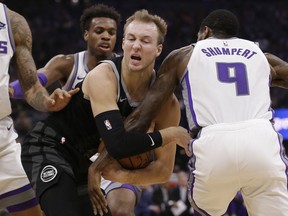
[{"xmin": 131, "ymin": 55, "xmax": 141, "ymax": 61}]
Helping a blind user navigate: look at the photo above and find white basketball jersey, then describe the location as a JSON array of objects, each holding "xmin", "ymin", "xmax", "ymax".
[
  {"xmin": 62, "ymin": 51, "xmax": 88, "ymax": 90},
  {"xmin": 182, "ymin": 38, "xmax": 272, "ymax": 129},
  {"xmin": 0, "ymin": 3, "xmax": 14, "ymax": 120}
]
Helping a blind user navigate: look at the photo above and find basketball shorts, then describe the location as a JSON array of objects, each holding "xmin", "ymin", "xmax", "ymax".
[
  {"xmin": 21, "ymin": 121, "xmax": 80, "ymax": 198},
  {"xmin": 0, "ymin": 116, "xmax": 39, "ymax": 212},
  {"xmin": 188, "ymin": 119, "xmax": 288, "ymax": 216}
]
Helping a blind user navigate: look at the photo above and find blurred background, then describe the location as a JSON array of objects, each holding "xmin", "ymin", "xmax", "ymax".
[{"xmin": 3, "ymin": 1, "xmax": 288, "ymax": 215}]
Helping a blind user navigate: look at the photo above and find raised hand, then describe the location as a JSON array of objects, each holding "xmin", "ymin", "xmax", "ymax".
[
  {"xmin": 161, "ymin": 126, "xmax": 192, "ymax": 156},
  {"xmin": 45, "ymin": 88, "xmax": 80, "ymax": 112}
]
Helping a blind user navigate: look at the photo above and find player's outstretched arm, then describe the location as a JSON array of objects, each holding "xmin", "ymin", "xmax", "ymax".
[
  {"xmin": 124, "ymin": 45, "xmax": 193, "ymax": 133},
  {"xmin": 10, "ymin": 54, "xmax": 75, "ymax": 99}
]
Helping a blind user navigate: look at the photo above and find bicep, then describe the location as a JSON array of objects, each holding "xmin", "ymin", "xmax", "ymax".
[
  {"xmin": 9, "ymin": 9, "xmax": 38, "ymax": 92},
  {"xmin": 39, "ymin": 55, "xmax": 74, "ymax": 87}
]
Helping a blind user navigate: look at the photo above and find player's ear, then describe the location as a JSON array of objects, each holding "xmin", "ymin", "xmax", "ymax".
[
  {"xmin": 122, "ymin": 37, "xmax": 125, "ymax": 49},
  {"xmin": 156, "ymin": 44, "xmax": 163, "ymax": 57},
  {"xmin": 83, "ymin": 30, "xmax": 89, "ymax": 42},
  {"xmin": 197, "ymin": 26, "xmax": 210, "ymax": 41},
  {"xmin": 202, "ymin": 26, "xmax": 211, "ymax": 39}
]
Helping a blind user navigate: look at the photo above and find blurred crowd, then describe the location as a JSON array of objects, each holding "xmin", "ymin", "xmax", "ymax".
[{"xmin": 3, "ymin": 0, "xmax": 288, "ymax": 215}]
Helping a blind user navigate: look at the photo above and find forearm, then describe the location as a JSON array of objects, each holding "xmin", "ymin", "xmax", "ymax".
[
  {"xmin": 89, "ymin": 148, "xmax": 112, "ymax": 173},
  {"xmin": 266, "ymin": 52, "xmax": 288, "ymax": 88},
  {"xmin": 271, "ymin": 65, "xmax": 288, "ymax": 88},
  {"xmin": 10, "ymin": 73, "xmax": 48, "ymax": 99},
  {"xmin": 24, "ymin": 82, "xmax": 50, "ymax": 112},
  {"xmin": 95, "ymin": 110, "xmax": 163, "ymax": 159},
  {"xmin": 14, "ymin": 47, "xmax": 50, "ymax": 112},
  {"xmin": 104, "ymin": 158, "xmax": 172, "ymax": 185},
  {"xmin": 124, "ymin": 75, "xmax": 178, "ymax": 133}
]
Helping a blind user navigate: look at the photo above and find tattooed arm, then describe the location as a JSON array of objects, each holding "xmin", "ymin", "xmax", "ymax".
[
  {"xmin": 124, "ymin": 44, "xmax": 193, "ymax": 132},
  {"xmin": 8, "ymin": 8, "xmax": 52, "ymax": 112}
]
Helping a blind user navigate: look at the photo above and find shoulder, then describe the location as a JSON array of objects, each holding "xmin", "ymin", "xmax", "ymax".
[
  {"xmin": 82, "ymin": 62, "xmax": 117, "ymax": 98},
  {"xmin": 47, "ymin": 54, "xmax": 75, "ymax": 66},
  {"xmin": 84, "ymin": 62, "xmax": 116, "ymax": 87},
  {"xmin": 165, "ymin": 45, "xmax": 193, "ymax": 68},
  {"xmin": 168, "ymin": 45, "xmax": 193, "ymax": 59},
  {"xmin": 42, "ymin": 53, "xmax": 75, "ymax": 72}
]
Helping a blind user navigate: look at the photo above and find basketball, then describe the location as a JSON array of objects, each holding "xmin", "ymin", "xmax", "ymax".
[
  {"xmin": 117, "ymin": 150, "xmax": 154, "ymax": 170},
  {"xmin": 98, "ymin": 141, "xmax": 154, "ymax": 170}
]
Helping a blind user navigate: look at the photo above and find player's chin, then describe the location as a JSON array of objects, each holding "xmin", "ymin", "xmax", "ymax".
[{"xmin": 128, "ymin": 61, "xmax": 143, "ymax": 71}]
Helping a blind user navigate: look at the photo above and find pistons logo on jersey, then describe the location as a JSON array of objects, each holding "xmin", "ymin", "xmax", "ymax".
[
  {"xmin": 104, "ymin": 119, "xmax": 112, "ymax": 130},
  {"xmin": 40, "ymin": 165, "xmax": 58, "ymax": 183}
]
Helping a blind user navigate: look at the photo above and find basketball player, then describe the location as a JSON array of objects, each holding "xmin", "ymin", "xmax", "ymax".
[
  {"xmin": 0, "ymin": 3, "xmax": 77, "ymax": 216},
  {"xmin": 12, "ymin": 4, "xmax": 174, "ymax": 216},
  {"xmin": 10, "ymin": 3, "xmax": 120, "ymax": 96},
  {"xmin": 20, "ymin": 9, "xmax": 191, "ymax": 216},
  {"xmin": 94, "ymin": 9, "xmax": 288, "ymax": 216},
  {"xmin": 9, "ymin": 4, "xmax": 125, "ymax": 215}
]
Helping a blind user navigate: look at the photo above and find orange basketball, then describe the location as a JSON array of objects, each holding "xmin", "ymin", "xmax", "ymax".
[
  {"xmin": 98, "ymin": 141, "xmax": 154, "ymax": 170},
  {"xmin": 117, "ymin": 150, "xmax": 154, "ymax": 170}
]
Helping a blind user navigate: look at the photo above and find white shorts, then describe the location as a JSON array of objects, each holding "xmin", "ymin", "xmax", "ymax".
[
  {"xmin": 90, "ymin": 154, "xmax": 142, "ymax": 203},
  {"xmin": 0, "ymin": 116, "xmax": 38, "ymax": 212},
  {"xmin": 188, "ymin": 119, "xmax": 288, "ymax": 216}
]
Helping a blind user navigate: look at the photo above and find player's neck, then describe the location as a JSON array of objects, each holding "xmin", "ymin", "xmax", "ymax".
[
  {"xmin": 86, "ymin": 51, "xmax": 113, "ymax": 71},
  {"xmin": 123, "ymin": 70, "xmax": 153, "ymax": 102}
]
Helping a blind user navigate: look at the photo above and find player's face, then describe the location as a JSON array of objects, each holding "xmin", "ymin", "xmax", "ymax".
[
  {"xmin": 122, "ymin": 20, "xmax": 162, "ymax": 72},
  {"xmin": 84, "ymin": 17, "xmax": 117, "ymax": 57}
]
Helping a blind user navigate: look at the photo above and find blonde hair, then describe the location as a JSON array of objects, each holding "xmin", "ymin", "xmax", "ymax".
[{"xmin": 123, "ymin": 9, "xmax": 167, "ymax": 44}]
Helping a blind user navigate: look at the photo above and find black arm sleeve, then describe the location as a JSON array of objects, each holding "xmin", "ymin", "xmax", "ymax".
[{"xmin": 95, "ymin": 110, "xmax": 163, "ymax": 159}]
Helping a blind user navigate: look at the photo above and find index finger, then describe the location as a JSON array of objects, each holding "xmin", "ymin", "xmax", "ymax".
[{"xmin": 67, "ymin": 87, "xmax": 80, "ymax": 96}]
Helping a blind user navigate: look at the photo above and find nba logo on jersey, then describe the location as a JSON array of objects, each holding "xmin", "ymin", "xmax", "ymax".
[{"xmin": 104, "ymin": 120, "xmax": 112, "ymax": 130}]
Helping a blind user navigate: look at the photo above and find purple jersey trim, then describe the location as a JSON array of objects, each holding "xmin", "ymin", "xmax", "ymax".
[
  {"xmin": 184, "ymin": 70, "xmax": 200, "ymax": 128},
  {"xmin": 0, "ymin": 184, "xmax": 32, "ymax": 199},
  {"xmin": 7, "ymin": 198, "xmax": 38, "ymax": 213},
  {"xmin": 106, "ymin": 182, "xmax": 137, "ymax": 195},
  {"xmin": 3, "ymin": 4, "xmax": 15, "ymax": 52},
  {"xmin": 120, "ymin": 184, "xmax": 137, "ymax": 194},
  {"xmin": 275, "ymin": 130, "xmax": 288, "ymax": 188}
]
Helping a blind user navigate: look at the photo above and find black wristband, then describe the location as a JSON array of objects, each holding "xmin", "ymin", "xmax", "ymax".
[{"xmin": 95, "ymin": 110, "xmax": 162, "ymax": 159}]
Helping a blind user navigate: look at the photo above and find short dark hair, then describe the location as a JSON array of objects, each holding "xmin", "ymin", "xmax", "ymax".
[
  {"xmin": 80, "ymin": 4, "xmax": 121, "ymax": 34},
  {"xmin": 200, "ymin": 9, "xmax": 239, "ymax": 37}
]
